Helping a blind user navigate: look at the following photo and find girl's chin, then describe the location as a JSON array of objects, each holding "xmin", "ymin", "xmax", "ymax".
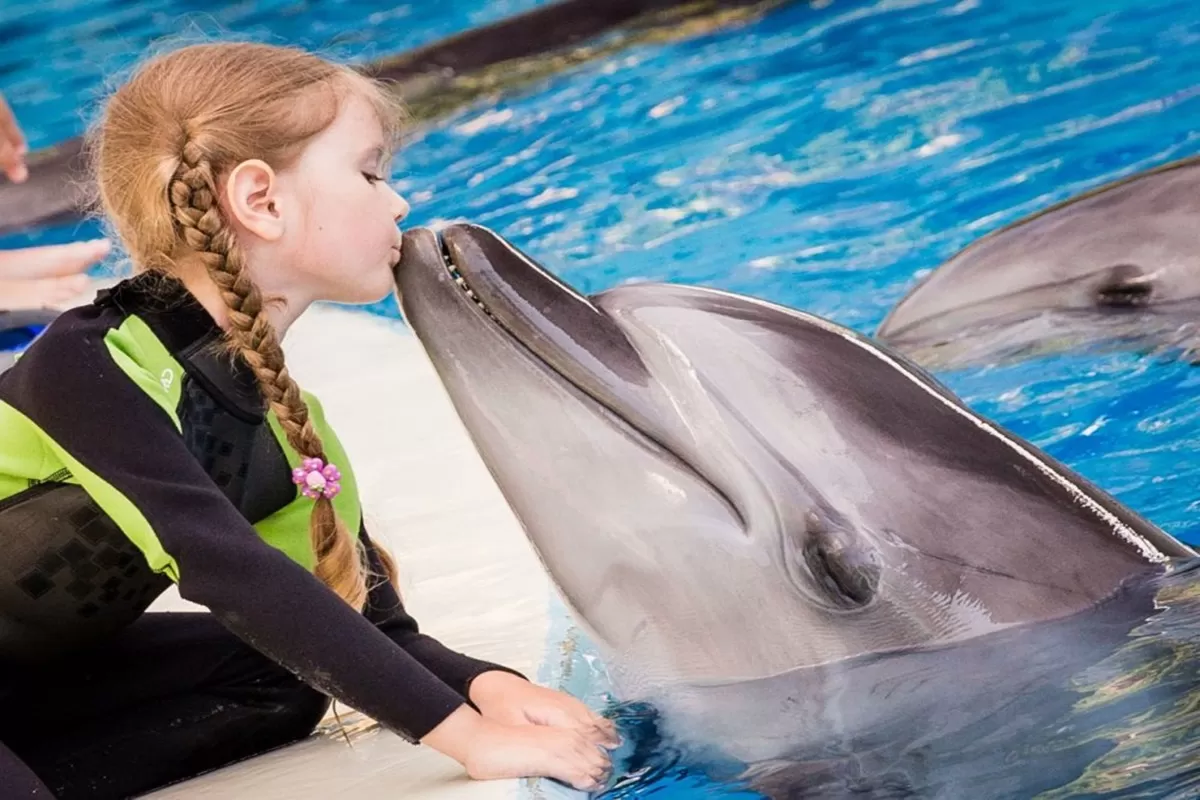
[{"xmin": 325, "ymin": 274, "xmax": 395, "ymax": 307}]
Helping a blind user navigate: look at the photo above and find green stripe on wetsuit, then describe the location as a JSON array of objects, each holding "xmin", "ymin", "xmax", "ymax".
[
  {"xmin": 0, "ymin": 275, "xmax": 511, "ymax": 741},
  {"xmin": 0, "ymin": 313, "xmax": 361, "ymax": 580}
]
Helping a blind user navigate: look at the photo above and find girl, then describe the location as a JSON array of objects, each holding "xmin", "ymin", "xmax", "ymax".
[{"xmin": 0, "ymin": 41, "xmax": 616, "ymax": 799}]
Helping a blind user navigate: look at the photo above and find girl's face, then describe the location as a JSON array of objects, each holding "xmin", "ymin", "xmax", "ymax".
[{"xmin": 243, "ymin": 91, "xmax": 409, "ymax": 308}]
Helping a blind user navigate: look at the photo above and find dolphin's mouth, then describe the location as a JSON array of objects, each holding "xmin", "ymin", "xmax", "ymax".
[
  {"xmin": 428, "ymin": 226, "xmax": 664, "ymax": 444},
  {"xmin": 438, "ymin": 233, "xmax": 495, "ymax": 319}
]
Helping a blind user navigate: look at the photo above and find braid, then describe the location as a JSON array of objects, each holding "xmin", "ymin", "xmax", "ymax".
[{"xmin": 168, "ymin": 134, "xmax": 371, "ymax": 609}]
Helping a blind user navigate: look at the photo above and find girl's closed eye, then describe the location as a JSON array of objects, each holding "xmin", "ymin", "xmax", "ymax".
[{"xmin": 362, "ymin": 172, "xmax": 384, "ymax": 184}]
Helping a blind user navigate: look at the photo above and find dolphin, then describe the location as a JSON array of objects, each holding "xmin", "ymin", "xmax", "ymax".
[
  {"xmin": 393, "ymin": 224, "xmax": 1200, "ymax": 796},
  {"xmin": 876, "ymin": 155, "xmax": 1200, "ymax": 369}
]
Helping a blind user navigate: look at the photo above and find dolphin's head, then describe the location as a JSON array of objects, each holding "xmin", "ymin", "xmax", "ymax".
[
  {"xmin": 877, "ymin": 157, "xmax": 1200, "ymax": 367},
  {"xmin": 395, "ymin": 224, "xmax": 1187, "ymax": 691}
]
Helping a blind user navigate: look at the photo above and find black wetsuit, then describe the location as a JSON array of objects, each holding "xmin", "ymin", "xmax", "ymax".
[{"xmin": 0, "ymin": 274, "xmax": 521, "ymax": 799}]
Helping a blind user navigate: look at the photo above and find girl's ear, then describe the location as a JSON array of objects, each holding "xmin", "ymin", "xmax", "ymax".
[{"xmin": 224, "ymin": 159, "xmax": 286, "ymax": 242}]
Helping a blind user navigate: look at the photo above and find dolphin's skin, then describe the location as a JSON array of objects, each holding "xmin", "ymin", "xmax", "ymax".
[
  {"xmin": 393, "ymin": 224, "xmax": 1199, "ymax": 796},
  {"xmin": 876, "ymin": 156, "xmax": 1200, "ymax": 369}
]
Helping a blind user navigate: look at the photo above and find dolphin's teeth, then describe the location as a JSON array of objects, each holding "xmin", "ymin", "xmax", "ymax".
[{"xmin": 441, "ymin": 240, "xmax": 492, "ymax": 316}]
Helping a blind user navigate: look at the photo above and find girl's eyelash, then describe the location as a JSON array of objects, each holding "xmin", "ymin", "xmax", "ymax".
[{"xmin": 363, "ymin": 172, "xmax": 384, "ymax": 184}]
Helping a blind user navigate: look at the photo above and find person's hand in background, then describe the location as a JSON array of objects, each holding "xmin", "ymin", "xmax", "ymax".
[
  {"xmin": 0, "ymin": 92, "xmax": 29, "ymax": 184},
  {"xmin": 0, "ymin": 91, "xmax": 110, "ymax": 311}
]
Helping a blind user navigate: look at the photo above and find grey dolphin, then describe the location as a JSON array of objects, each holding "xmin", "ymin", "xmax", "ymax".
[
  {"xmin": 394, "ymin": 225, "xmax": 1199, "ymax": 795},
  {"xmin": 876, "ymin": 155, "xmax": 1200, "ymax": 369}
]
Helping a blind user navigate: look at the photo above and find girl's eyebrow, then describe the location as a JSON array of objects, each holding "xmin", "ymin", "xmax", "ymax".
[{"xmin": 360, "ymin": 144, "xmax": 387, "ymax": 163}]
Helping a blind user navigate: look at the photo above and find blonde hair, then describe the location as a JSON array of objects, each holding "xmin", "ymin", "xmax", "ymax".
[{"xmin": 88, "ymin": 41, "xmax": 402, "ymax": 608}]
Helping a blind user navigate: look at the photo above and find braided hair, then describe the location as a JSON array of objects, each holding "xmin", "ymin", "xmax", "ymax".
[{"xmin": 90, "ymin": 42, "xmax": 403, "ymax": 608}]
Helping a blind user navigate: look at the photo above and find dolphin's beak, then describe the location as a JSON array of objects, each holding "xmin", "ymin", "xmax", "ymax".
[
  {"xmin": 392, "ymin": 226, "xmax": 442, "ymax": 298},
  {"xmin": 404, "ymin": 223, "xmax": 659, "ymax": 419},
  {"xmin": 442, "ymin": 224, "xmax": 648, "ymax": 382},
  {"xmin": 394, "ymin": 224, "xmax": 745, "ymax": 523}
]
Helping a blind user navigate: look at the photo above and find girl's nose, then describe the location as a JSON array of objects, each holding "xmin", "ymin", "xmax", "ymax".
[{"xmin": 390, "ymin": 186, "xmax": 410, "ymax": 223}]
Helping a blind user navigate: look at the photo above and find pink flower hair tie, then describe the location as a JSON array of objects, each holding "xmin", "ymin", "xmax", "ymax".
[{"xmin": 292, "ymin": 457, "xmax": 342, "ymax": 500}]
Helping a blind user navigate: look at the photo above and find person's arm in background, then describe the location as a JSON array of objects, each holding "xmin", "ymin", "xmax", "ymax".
[{"xmin": 0, "ymin": 90, "xmax": 111, "ymax": 311}]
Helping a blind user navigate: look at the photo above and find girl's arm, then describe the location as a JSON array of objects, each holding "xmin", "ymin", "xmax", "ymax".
[
  {"xmin": 359, "ymin": 525, "xmax": 527, "ymax": 701},
  {"xmin": 6, "ymin": 320, "xmax": 468, "ymax": 744}
]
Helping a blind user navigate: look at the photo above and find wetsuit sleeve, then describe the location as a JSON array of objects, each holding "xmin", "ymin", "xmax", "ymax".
[
  {"xmin": 359, "ymin": 526, "xmax": 527, "ymax": 700},
  {"xmin": 3, "ymin": 323, "xmax": 467, "ymax": 742}
]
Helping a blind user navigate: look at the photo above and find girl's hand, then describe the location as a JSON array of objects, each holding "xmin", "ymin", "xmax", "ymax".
[
  {"xmin": 464, "ymin": 718, "xmax": 611, "ymax": 791},
  {"xmin": 469, "ymin": 670, "xmax": 620, "ymax": 748},
  {"xmin": 422, "ymin": 704, "xmax": 611, "ymax": 791}
]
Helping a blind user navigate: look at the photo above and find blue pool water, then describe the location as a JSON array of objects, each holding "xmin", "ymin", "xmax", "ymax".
[
  {"xmin": 0, "ymin": 0, "xmax": 553, "ymax": 151},
  {"xmin": 4, "ymin": 0, "xmax": 1200, "ymax": 796}
]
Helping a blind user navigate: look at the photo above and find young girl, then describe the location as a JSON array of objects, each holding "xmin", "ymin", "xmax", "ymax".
[{"xmin": 0, "ymin": 41, "xmax": 615, "ymax": 799}]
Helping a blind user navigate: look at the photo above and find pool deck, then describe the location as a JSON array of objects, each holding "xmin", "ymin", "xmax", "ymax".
[{"xmin": 85, "ymin": 295, "xmax": 588, "ymax": 799}]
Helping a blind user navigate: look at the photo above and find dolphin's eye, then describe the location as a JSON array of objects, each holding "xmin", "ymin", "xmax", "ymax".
[
  {"xmin": 1096, "ymin": 264, "xmax": 1154, "ymax": 309},
  {"xmin": 790, "ymin": 511, "xmax": 880, "ymax": 610}
]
